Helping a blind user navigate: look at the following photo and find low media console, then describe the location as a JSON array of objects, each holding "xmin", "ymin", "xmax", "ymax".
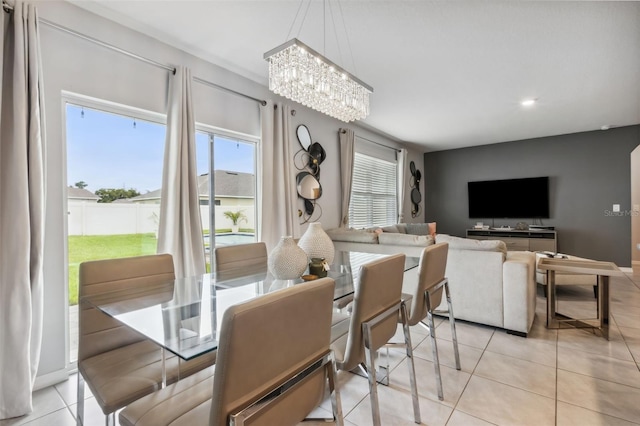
[{"xmin": 466, "ymin": 228, "xmax": 557, "ymax": 252}]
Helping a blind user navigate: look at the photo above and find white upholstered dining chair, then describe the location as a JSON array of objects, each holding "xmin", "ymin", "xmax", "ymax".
[
  {"xmin": 77, "ymin": 254, "xmax": 216, "ymax": 425},
  {"xmin": 118, "ymin": 277, "xmax": 343, "ymax": 426},
  {"xmin": 330, "ymin": 253, "xmax": 421, "ymax": 426},
  {"xmin": 213, "ymin": 241, "xmax": 267, "ymax": 273},
  {"xmin": 394, "ymin": 242, "xmax": 460, "ymax": 400}
]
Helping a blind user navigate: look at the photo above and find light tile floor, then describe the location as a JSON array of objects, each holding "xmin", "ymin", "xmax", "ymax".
[{"xmin": 3, "ymin": 272, "xmax": 640, "ymax": 426}]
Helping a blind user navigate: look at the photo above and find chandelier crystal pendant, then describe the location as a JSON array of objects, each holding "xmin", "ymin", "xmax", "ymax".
[{"xmin": 264, "ymin": 38, "xmax": 373, "ymax": 122}]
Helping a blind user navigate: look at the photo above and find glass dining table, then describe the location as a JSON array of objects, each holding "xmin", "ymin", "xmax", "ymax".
[{"xmin": 81, "ymin": 250, "xmax": 419, "ymax": 378}]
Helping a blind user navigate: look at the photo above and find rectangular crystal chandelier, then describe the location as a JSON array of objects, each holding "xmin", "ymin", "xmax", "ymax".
[{"xmin": 264, "ymin": 38, "xmax": 373, "ymax": 123}]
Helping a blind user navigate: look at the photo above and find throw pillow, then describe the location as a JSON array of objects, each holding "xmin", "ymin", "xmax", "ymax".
[
  {"xmin": 406, "ymin": 223, "xmax": 429, "ymax": 235},
  {"xmin": 428, "ymin": 222, "xmax": 437, "ymax": 237}
]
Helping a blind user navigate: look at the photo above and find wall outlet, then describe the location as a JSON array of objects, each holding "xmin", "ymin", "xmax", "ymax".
[
  {"xmin": 637, "ymin": 243, "xmax": 640, "ymax": 250},
  {"xmin": 613, "ymin": 204, "xmax": 620, "ymax": 212}
]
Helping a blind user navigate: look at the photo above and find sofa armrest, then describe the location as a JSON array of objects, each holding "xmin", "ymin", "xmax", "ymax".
[
  {"xmin": 438, "ymin": 249, "xmax": 505, "ymax": 328},
  {"xmin": 502, "ymin": 251, "xmax": 537, "ymax": 334}
]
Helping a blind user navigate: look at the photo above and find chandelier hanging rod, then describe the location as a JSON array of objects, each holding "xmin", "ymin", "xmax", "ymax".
[{"xmin": 264, "ymin": 38, "xmax": 373, "ymax": 93}]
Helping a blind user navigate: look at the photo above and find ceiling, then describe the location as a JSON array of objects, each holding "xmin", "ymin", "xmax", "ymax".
[{"xmin": 68, "ymin": 0, "xmax": 640, "ymax": 152}]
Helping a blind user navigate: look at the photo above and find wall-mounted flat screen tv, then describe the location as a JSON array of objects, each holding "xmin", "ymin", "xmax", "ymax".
[{"xmin": 468, "ymin": 176, "xmax": 549, "ymax": 218}]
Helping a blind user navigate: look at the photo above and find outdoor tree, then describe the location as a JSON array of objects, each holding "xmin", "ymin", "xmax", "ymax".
[
  {"xmin": 95, "ymin": 188, "xmax": 141, "ymax": 203},
  {"xmin": 74, "ymin": 181, "xmax": 88, "ymax": 189},
  {"xmin": 223, "ymin": 210, "xmax": 247, "ymax": 226}
]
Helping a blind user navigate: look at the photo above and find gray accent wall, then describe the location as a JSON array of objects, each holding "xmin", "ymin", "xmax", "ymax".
[{"xmin": 424, "ymin": 125, "xmax": 640, "ymax": 266}]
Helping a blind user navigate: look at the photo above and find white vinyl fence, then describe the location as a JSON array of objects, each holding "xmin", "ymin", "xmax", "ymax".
[{"xmin": 68, "ymin": 202, "xmax": 255, "ymax": 236}]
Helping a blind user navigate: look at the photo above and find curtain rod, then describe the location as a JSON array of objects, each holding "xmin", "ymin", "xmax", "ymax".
[
  {"xmin": 343, "ymin": 130, "xmax": 401, "ymax": 153},
  {"xmin": 192, "ymin": 76, "xmax": 267, "ymax": 106},
  {"xmin": 39, "ymin": 19, "xmax": 266, "ymax": 105},
  {"xmin": 11, "ymin": 9, "xmax": 269, "ymax": 106},
  {"xmin": 40, "ymin": 18, "xmax": 176, "ymax": 74}
]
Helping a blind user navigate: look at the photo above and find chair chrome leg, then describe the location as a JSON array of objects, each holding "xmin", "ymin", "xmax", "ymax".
[
  {"xmin": 363, "ymin": 323, "xmax": 382, "ymax": 426},
  {"xmin": 327, "ymin": 354, "xmax": 344, "ymax": 426},
  {"xmin": 428, "ymin": 309, "xmax": 444, "ymax": 400},
  {"xmin": 76, "ymin": 373, "xmax": 84, "ymax": 426},
  {"xmin": 445, "ymin": 281, "xmax": 461, "ymax": 370},
  {"xmin": 426, "ymin": 292, "xmax": 444, "ymax": 401},
  {"xmin": 352, "ymin": 358, "xmax": 389, "ymax": 386},
  {"xmin": 105, "ymin": 412, "xmax": 115, "ymax": 426},
  {"xmin": 400, "ymin": 302, "xmax": 421, "ymax": 424}
]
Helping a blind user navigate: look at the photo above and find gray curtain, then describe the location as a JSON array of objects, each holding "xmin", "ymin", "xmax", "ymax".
[
  {"xmin": 157, "ymin": 66, "xmax": 206, "ymax": 278},
  {"xmin": 0, "ymin": 1, "xmax": 45, "ymax": 419},
  {"xmin": 339, "ymin": 128, "xmax": 355, "ymax": 228},
  {"xmin": 258, "ymin": 101, "xmax": 298, "ymax": 252}
]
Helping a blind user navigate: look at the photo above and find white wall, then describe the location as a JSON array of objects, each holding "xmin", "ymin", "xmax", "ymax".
[
  {"xmin": 67, "ymin": 203, "xmax": 256, "ymax": 235},
  {"xmin": 632, "ymin": 146, "xmax": 640, "ymax": 267},
  {"xmin": 68, "ymin": 203, "xmax": 159, "ymax": 235},
  {"xmin": 33, "ymin": 0, "xmax": 422, "ymax": 385}
]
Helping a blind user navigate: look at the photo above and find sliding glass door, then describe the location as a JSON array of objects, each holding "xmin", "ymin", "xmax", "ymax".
[
  {"xmin": 195, "ymin": 130, "xmax": 257, "ymax": 266},
  {"xmin": 65, "ymin": 101, "xmax": 166, "ymax": 362},
  {"xmin": 65, "ymin": 100, "xmax": 258, "ymax": 364}
]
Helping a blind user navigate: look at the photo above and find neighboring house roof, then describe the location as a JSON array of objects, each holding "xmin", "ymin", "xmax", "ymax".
[
  {"xmin": 67, "ymin": 187, "xmax": 100, "ymax": 201},
  {"xmin": 129, "ymin": 170, "xmax": 255, "ymax": 202},
  {"xmin": 212, "ymin": 170, "xmax": 255, "ymax": 198}
]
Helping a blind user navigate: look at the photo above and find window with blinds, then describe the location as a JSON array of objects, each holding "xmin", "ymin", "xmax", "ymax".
[{"xmin": 348, "ymin": 152, "xmax": 398, "ymax": 228}]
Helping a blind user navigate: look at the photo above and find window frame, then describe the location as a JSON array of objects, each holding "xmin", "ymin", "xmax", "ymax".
[{"xmin": 194, "ymin": 124, "xmax": 259, "ymax": 248}]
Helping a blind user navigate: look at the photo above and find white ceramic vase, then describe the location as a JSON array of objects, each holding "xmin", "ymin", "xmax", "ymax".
[
  {"xmin": 298, "ymin": 222, "xmax": 335, "ymax": 265},
  {"xmin": 268, "ymin": 236, "xmax": 308, "ymax": 279}
]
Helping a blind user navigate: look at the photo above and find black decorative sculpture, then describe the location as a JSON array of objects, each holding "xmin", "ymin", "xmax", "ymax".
[
  {"xmin": 295, "ymin": 124, "xmax": 326, "ymax": 223},
  {"xmin": 410, "ymin": 161, "xmax": 422, "ymax": 218}
]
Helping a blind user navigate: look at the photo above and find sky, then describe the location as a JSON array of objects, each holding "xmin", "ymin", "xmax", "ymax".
[{"xmin": 66, "ymin": 104, "xmax": 255, "ymax": 194}]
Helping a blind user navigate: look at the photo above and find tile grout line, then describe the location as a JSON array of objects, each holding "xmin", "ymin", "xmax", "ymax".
[
  {"xmin": 558, "ymin": 400, "xmax": 640, "ymax": 426},
  {"xmin": 445, "ymin": 328, "xmax": 495, "ymax": 424}
]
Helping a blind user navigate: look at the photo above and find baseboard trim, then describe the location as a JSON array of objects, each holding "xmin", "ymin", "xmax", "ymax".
[{"xmin": 34, "ymin": 369, "xmax": 69, "ymax": 391}]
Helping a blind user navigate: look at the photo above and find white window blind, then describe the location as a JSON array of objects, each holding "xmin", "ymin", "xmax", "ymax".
[{"xmin": 348, "ymin": 152, "xmax": 398, "ymax": 228}]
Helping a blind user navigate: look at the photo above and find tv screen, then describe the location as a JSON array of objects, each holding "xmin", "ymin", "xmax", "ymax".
[{"xmin": 468, "ymin": 177, "xmax": 549, "ymax": 219}]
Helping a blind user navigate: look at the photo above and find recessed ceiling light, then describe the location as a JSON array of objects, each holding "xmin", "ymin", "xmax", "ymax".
[{"xmin": 521, "ymin": 99, "xmax": 537, "ymax": 107}]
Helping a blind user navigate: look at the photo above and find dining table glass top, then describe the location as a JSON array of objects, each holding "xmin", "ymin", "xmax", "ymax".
[{"xmin": 82, "ymin": 250, "xmax": 419, "ymax": 360}]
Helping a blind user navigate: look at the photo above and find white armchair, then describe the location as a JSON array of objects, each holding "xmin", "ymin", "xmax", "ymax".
[{"xmin": 433, "ymin": 234, "xmax": 537, "ymax": 336}]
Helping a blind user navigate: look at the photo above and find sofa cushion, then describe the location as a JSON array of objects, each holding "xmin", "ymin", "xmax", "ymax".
[
  {"xmin": 395, "ymin": 223, "xmax": 408, "ymax": 234},
  {"xmin": 380, "ymin": 225, "xmax": 399, "ymax": 233},
  {"xmin": 378, "ymin": 233, "xmax": 434, "ymax": 247},
  {"xmin": 436, "ymin": 234, "xmax": 507, "ymax": 256},
  {"xmin": 326, "ymin": 228, "xmax": 379, "ymax": 244}
]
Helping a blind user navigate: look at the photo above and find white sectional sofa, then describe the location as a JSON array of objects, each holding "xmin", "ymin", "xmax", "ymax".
[
  {"xmin": 327, "ymin": 226, "xmax": 537, "ymax": 336},
  {"xmin": 326, "ymin": 223, "xmax": 435, "ymax": 258},
  {"xmin": 434, "ymin": 234, "xmax": 537, "ymax": 336}
]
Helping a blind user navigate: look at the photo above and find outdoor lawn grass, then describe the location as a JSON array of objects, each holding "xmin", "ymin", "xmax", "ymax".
[
  {"xmin": 68, "ymin": 233, "xmax": 157, "ymax": 305},
  {"xmin": 67, "ymin": 230, "xmax": 250, "ymax": 305}
]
